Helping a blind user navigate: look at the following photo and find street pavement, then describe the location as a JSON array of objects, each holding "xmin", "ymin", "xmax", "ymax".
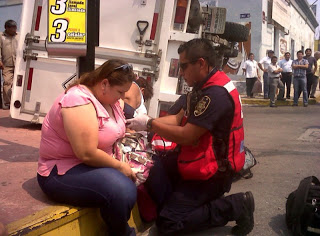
[
  {"xmin": 143, "ymin": 103, "xmax": 320, "ymax": 236},
  {"xmin": 1, "ymin": 103, "xmax": 320, "ymax": 235}
]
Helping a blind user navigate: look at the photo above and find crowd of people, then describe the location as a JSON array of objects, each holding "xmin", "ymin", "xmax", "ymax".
[{"xmin": 243, "ymin": 48, "xmax": 319, "ymax": 107}]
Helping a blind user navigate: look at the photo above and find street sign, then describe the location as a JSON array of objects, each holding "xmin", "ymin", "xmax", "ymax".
[
  {"xmin": 240, "ymin": 13, "xmax": 250, "ymax": 19},
  {"xmin": 47, "ymin": 0, "xmax": 87, "ymax": 56}
]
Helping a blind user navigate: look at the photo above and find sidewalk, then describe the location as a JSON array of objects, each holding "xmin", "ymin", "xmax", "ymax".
[{"xmin": 241, "ymin": 86, "xmax": 320, "ymax": 106}]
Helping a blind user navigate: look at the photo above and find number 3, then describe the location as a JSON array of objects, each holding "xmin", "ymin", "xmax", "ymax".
[
  {"xmin": 50, "ymin": 19, "xmax": 68, "ymax": 42},
  {"xmin": 50, "ymin": 0, "xmax": 67, "ymax": 15}
]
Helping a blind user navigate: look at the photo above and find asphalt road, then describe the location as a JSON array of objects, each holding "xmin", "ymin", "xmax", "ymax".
[
  {"xmin": 1, "ymin": 103, "xmax": 320, "ymax": 236},
  {"xmin": 185, "ymin": 103, "xmax": 320, "ymax": 236},
  {"xmin": 143, "ymin": 104, "xmax": 320, "ymax": 236}
]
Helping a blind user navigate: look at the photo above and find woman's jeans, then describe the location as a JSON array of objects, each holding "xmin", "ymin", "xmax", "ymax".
[
  {"xmin": 293, "ymin": 76, "xmax": 308, "ymax": 105},
  {"xmin": 37, "ymin": 164, "xmax": 137, "ymax": 236}
]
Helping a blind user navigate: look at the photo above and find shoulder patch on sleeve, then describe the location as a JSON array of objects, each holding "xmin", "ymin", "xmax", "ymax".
[{"xmin": 194, "ymin": 96, "xmax": 211, "ymax": 116}]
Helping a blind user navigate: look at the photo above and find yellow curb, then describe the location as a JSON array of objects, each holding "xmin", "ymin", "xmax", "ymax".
[
  {"xmin": 7, "ymin": 204, "xmax": 143, "ymax": 236},
  {"xmin": 241, "ymin": 96, "xmax": 319, "ymax": 106}
]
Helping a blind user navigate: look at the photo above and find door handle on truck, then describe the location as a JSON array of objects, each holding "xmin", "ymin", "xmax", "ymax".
[{"xmin": 135, "ymin": 20, "xmax": 151, "ymax": 46}]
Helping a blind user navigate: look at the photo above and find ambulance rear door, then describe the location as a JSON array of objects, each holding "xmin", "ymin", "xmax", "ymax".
[{"xmin": 11, "ymin": 0, "xmax": 78, "ymax": 123}]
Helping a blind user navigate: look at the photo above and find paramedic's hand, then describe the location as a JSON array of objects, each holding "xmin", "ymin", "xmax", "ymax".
[
  {"xmin": 0, "ymin": 61, "xmax": 4, "ymax": 70},
  {"xmin": 118, "ymin": 162, "xmax": 137, "ymax": 182},
  {"xmin": 126, "ymin": 113, "xmax": 150, "ymax": 131}
]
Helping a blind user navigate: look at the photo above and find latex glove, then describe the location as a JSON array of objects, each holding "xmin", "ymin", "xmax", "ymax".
[{"xmin": 126, "ymin": 113, "xmax": 150, "ymax": 131}]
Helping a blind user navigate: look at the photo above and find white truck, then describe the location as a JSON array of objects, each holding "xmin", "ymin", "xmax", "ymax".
[{"xmin": 10, "ymin": 0, "xmax": 248, "ymax": 123}]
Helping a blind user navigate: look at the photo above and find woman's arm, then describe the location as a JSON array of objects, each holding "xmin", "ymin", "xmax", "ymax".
[
  {"xmin": 123, "ymin": 83, "xmax": 141, "ymax": 109},
  {"xmin": 61, "ymin": 103, "xmax": 136, "ymax": 180}
]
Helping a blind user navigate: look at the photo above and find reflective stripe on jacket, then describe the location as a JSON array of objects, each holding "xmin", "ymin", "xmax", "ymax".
[{"xmin": 178, "ymin": 71, "xmax": 245, "ymax": 180}]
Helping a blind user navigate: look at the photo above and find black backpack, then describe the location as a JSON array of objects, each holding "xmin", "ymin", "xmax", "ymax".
[{"xmin": 286, "ymin": 176, "xmax": 320, "ymax": 235}]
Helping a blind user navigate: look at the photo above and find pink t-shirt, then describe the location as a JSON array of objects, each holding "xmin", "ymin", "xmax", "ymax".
[{"xmin": 38, "ymin": 85, "xmax": 126, "ymax": 176}]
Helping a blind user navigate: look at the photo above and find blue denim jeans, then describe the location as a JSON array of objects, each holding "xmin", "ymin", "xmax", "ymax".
[
  {"xmin": 263, "ymin": 72, "xmax": 269, "ymax": 98},
  {"xmin": 37, "ymin": 164, "xmax": 137, "ymax": 236},
  {"xmin": 293, "ymin": 77, "xmax": 308, "ymax": 105}
]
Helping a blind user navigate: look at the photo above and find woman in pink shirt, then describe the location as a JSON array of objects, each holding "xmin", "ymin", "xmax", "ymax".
[{"xmin": 37, "ymin": 59, "xmax": 137, "ymax": 236}]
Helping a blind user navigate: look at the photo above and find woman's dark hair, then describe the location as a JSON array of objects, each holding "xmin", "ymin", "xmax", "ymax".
[
  {"xmin": 178, "ymin": 38, "xmax": 216, "ymax": 67},
  {"xmin": 135, "ymin": 77, "xmax": 154, "ymax": 101},
  {"xmin": 67, "ymin": 59, "xmax": 135, "ymax": 92},
  {"xmin": 248, "ymin": 53, "xmax": 254, "ymax": 57}
]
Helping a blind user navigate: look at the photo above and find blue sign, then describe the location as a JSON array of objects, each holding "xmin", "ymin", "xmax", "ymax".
[{"xmin": 240, "ymin": 13, "xmax": 250, "ymax": 19}]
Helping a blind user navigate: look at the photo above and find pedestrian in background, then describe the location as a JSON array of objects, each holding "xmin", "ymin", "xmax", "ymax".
[
  {"xmin": 242, "ymin": 53, "xmax": 260, "ymax": 98},
  {"xmin": 279, "ymin": 52, "xmax": 293, "ymax": 99},
  {"xmin": 311, "ymin": 51, "xmax": 320, "ymax": 98},
  {"xmin": 267, "ymin": 56, "xmax": 285, "ymax": 107},
  {"xmin": 292, "ymin": 50, "xmax": 309, "ymax": 107},
  {"xmin": 258, "ymin": 50, "xmax": 274, "ymax": 99},
  {"xmin": 0, "ymin": 20, "xmax": 18, "ymax": 109},
  {"xmin": 303, "ymin": 48, "xmax": 317, "ymax": 98}
]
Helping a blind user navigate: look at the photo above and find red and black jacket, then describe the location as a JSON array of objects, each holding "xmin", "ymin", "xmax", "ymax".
[{"xmin": 178, "ymin": 70, "xmax": 245, "ymax": 180}]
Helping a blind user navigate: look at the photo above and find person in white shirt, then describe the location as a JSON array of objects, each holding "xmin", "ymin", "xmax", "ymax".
[
  {"xmin": 279, "ymin": 52, "xmax": 293, "ymax": 99},
  {"xmin": 242, "ymin": 53, "xmax": 260, "ymax": 98},
  {"xmin": 267, "ymin": 56, "xmax": 285, "ymax": 107},
  {"xmin": 258, "ymin": 50, "xmax": 274, "ymax": 99}
]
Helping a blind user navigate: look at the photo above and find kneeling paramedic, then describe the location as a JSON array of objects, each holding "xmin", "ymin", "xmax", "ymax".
[{"xmin": 127, "ymin": 38, "xmax": 255, "ymax": 235}]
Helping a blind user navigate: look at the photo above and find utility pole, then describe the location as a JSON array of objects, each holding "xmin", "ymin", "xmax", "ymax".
[{"xmin": 77, "ymin": 0, "xmax": 100, "ymax": 76}]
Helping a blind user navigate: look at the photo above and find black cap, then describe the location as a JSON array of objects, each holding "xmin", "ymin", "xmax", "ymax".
[{"xmin": 5, "ymin": 20, "xmax": 17, "ymax": 28}]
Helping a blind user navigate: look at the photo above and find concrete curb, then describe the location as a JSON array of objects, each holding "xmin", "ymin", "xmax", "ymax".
[{"xmin": 241, "ymin": 95, "xmax": 320, "ymax": 106}]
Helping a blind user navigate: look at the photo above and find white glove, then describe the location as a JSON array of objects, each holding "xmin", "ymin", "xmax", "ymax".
[{"xmin": 126, "ymin": 113, "xmax": 150, "ymax": 131}]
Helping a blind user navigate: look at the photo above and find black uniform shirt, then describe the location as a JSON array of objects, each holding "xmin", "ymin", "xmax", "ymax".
[
  {"xmin": 187, "ymin": 86, "xmax": 234, "ymax": 140},
  {"xmin": 168, "ymin": 94, "xmax": 187, "ymax": 115}
]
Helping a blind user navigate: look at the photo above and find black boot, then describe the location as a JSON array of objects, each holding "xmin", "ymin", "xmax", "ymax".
[{"xmin": 232, "ymin": 191, "xmax": 255, "ymax": 235}]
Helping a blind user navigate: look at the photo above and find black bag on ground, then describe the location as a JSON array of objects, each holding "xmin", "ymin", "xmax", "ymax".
[{"xmin": 286, "ymin": 176, "xmax": 320, "ymax": 235}]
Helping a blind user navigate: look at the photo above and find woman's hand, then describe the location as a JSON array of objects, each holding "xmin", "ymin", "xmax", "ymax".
[{"xmin": 118, "ymin": 162, "xmax": 137, "ymax": 182}]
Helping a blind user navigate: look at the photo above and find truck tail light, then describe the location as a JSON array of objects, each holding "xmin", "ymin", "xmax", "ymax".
[
  {"xmin": 150, "ymin": 13, "xmax": 159, "ymax": 40},
  {"xmin": 159, "ymin": 109, "xmax": 168, "ymax": 117},
  {"xmin": 27, "ymin": 68, "xmax": 34, "ymax": 91},
  {"xmin": 35, "ymin": 6, "xmax": 42, "ymax": 31},
  {"xmin": 174, "ymin": 0, "xmax": 188, "ymax": 25},
  {"xmin": 150, "ymin": 0, "xmax": 161, "ymax": 40}
]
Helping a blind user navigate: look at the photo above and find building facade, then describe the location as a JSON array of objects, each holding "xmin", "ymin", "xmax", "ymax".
[
  {"xmin": 0, "ymin": 0, "xmax": 22, "ymax": 30},
  {"xmin": 217, "ymin": 0, "xmax": 318, "ymax": 60}
]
